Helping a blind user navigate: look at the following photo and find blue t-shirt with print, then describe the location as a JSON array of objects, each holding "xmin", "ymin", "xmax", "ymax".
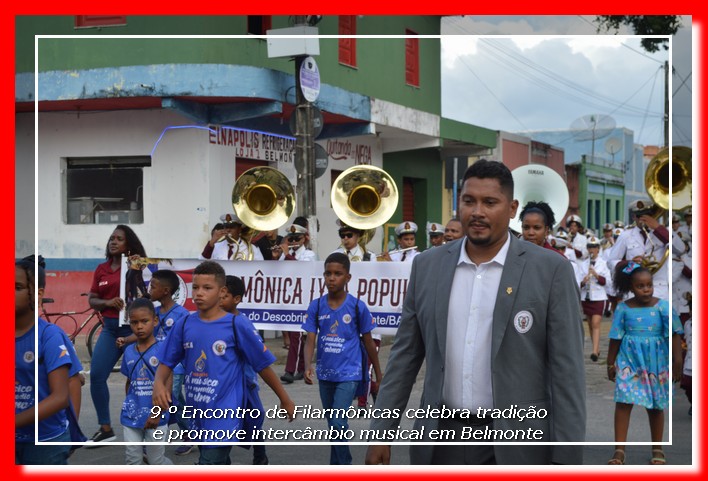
[
  {"xmin": 38, "ymin": 318, "xmax": 83, "ymax": 377},
  {"xmin": 121, "ymin": 340, "xmax": 166, "ymax": 428},
  {"xmin": 159, "ymin": 312, "xmax": 275, "ymax": 441},
  {"xmin": 15, "ymin": 321, "xmax": 72, "ymax": 442},
  {"xmin": 156, "ymin": 304, "xmax": 190, "ymax": 375},
  {"xmin": 302, "ymin": 294, "xmax": 375, "ymax": 382}
]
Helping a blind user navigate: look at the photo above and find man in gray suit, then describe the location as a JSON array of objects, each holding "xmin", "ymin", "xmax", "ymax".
[{"xmin": 365, "ymin": 160, "xmax": 585, "ymax": 465}]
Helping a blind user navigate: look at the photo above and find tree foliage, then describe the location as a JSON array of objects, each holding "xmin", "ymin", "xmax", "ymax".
[{"xmin": 596, "ymin": 16, "xmax": 682, "ymax": 53}]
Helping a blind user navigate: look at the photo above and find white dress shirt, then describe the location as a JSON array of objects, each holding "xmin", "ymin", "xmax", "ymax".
[
  {"xmin": 389, "ymin": 248, "xmax": 419, "ymax": 262},
  {"xmin": 278, "ymin": 244, "xmax": 317, "ymax": 261},
  {"xmin": 443, "ymin": 233, "xmax": 510, "ymax": 411},
  {"xmin": 203, "ymin": 238, "xmax": 264, "ymax": 261},
  {"xmin": 333, "ymin": 245, "xmax": 378, "ymax": 262}
]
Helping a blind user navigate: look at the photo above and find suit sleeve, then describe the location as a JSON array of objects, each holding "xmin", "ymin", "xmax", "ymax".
[
  {"xmin": 547, "ymin": 257, "xmax": 587, "ymax": 463},
  {"xmin": 369, "ymin": 255, "xmax": 427, "ymax": 431}
]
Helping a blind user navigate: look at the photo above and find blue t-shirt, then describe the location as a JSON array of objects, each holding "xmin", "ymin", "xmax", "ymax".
[
  {"xmin": 156, "ymin": 304, "xmax": 190, "ymax": 375},
  {"xmin": 15, "ymin": 321, "xmax": 72, "ymax": 442},
  {"xmin": 121, "ymin": 340, "xmax": 166, "ymax": 428},
  {"xmin": 38, "ymin": 318, "xmax": 83, "ymax": 377},
  {"xmin": 302, "ymin": 294, "xmax": 375, "ymax": 382},
  {"xmin": 159, "ymin": 312, "xmax": 275, "ymax": 440}
]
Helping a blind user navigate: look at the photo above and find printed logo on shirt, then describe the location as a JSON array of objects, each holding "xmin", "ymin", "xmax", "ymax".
[
  {"xmin": 166, "ymin": 318, "xmax": 174, "ymax": 327},
  {"xmin": 195, "ymin": 350, "xmax": 207, "ymax": 372},
  {"xmin": 212, "ymin": 340, "xmax": 227, "ymax": 356},
  {"xmin": 59, "ymin": 344, "xmax": 69, "ymax": 358},
  {"xmin": 513, "ymin": 311, "xmax": 533, "ymax": 334},
  {"xmin": 23, "ymin": 351, "xmax": 34, "ymax": 363},
  {"xmin": 99, "ymin": 280, "xmax": 109, "ymax": 287},
  {"xmin": 342, "ymin": 314, "xmax": 352, "ymax": 324},
  {"xmin": 329, "ymin": 320, "xmax": 339, "ymax": 334},
  {"xmin": 149, "ymin": 356, "xmax": 159, "ymax": 367}
]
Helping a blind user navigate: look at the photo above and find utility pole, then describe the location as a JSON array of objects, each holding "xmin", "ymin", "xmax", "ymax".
[{"xmin": 292, "ymin": 16, "xmax": 318, "ymax": 251}]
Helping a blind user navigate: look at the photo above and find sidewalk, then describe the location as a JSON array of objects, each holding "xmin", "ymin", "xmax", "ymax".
[{"xmin": 69, "ymin": 317, "xmax": 692, "ymax": 466}]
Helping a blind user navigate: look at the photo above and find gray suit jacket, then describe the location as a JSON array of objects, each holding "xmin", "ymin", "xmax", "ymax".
[{"xmin": 371, "ymin": 234, "xmax": 586, "ymax": 464}]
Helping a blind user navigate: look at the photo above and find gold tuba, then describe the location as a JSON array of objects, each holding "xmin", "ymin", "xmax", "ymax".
[
  {"xmin": 232, "ymin": 166, "xmax": 295, "ymax": 232},
  {"xmin": 331, "ymin": 165, "xmax": 398, "ymax": 230},
  {"xmin": 635, "ymin": 146, "xmax": 692, "ymax": 273}
]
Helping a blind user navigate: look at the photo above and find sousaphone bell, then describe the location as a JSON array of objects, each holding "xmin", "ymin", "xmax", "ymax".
[
  {"xmin": 509, "ymin": 164, "xmax": 569, "ymax": 234},
  {"xmin": 232, "ymin": 166, "xmax": 296, "ymax": 232},
  {"xmin": 331, "ymin": 165, "xmax": 398, "ymax": 230}
]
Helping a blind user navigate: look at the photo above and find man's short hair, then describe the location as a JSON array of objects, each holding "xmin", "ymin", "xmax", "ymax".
[
  {"xmin": 462, "ymin": 159, "xmax": 514, "ymax": 200},
  {"xmin": 225, "ymin": 275, "xmax": 245, "ymax": 298},
  {"xmin": 325, "ymin": 252, "xmax": 350, "ymax": 273},
  {"xmin": 151, "ymin": 269, "xmax": 180, "ymax": 295},
  {"xmin": 194, "ymin": 260, "xmax": 226, "ymax": 286}
]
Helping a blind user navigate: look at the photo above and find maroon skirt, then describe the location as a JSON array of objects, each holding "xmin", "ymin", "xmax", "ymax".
[{"xmin": 582, "ymin": 299, "xmax": 605, "ymax": 317}]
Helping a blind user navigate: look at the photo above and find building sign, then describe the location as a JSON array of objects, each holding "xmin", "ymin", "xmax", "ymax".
[
  {"xmin": 320, "ymin": 138, "xmax": 376, "ymax": 165},
  {"xmin": 208, "ymin": 125, "xmax": 296, "ymax": 163}
]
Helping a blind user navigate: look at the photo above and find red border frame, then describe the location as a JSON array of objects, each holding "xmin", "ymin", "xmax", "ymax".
[{"xmin": 4, "ymin": 5, "xmax": 705, "ymax": 480}]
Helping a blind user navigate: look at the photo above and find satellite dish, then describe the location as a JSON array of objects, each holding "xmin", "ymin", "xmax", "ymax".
[
  {"xmin": 570, "ymin": 114, "xmax": 616, "ymax": 164},
  {"xmin": 570, "ymin": 114, "xmax": 616, "ymax": 141},
  {"xmin": 604, "ymin": 137, "xmax": 622, "ymax": 165}
]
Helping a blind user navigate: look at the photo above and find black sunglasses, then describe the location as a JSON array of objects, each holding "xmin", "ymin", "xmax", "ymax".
[
  {"xmin": 339, "ymin": 232, "xmax": 355, "ymax": 239},
  {"xmin": 288, "ymin": 236, "xmax": 303, "ymax": 242}
]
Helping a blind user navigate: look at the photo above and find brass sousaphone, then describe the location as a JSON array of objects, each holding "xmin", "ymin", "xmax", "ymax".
[
  {"xmin": 635, "ymin": 145, "xmax": 692, "ymax": 273},
  {"xmin": 230, "ymin": 166, "xmax": 295, "ymax": 259},
  {"xmin": 331, "ymin": 165, "xmax": 398, "ymax": 251}
]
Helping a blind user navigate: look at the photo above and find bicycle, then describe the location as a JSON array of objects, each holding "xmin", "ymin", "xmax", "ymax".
[{"xmin": 41, "ymin": 293, "xmax": 121, "ymax": 371}]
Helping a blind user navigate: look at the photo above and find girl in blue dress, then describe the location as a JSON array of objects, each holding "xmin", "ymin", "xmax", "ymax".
[{"xmin": 606, "ymin": 261, "xmax": 683, "ymax": 465}]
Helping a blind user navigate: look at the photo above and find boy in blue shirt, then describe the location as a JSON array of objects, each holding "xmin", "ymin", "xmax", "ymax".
[
  {"xmin": 221, "ymin": 275, "xmax": 269, "ymax": 465},
  {"xmin": 303, "ymin": 252, "xmax": 382, "ymax": 465},
  {"xmin": 15, "ymin": 259, "xmax": 72, "ymax": 464},
  {"xmin": 120, "ymin": 298, "xmax": 172, "ymax": 465},
  {"xmin": 153, "ymin": 260, "xmax": 295, "ymax": 465}
]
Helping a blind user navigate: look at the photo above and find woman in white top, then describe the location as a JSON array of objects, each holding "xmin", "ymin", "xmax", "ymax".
[{"xmin": 579, "ymin": 237, "xmax": 611, "ymax": 362}]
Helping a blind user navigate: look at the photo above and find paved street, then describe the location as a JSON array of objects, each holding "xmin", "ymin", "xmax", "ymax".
[{"xmin": 68, "ymin": 317, "xmax": 692, "ymax": 466}]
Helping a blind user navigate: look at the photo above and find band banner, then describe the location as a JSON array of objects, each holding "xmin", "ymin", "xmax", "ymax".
[{"xmin": 120, "ymin": 259, "xmax": 411, "ymax": 335}]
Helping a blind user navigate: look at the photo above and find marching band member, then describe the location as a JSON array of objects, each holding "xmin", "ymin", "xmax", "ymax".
[
  {"xmin": 600, "ymin": 223, "xmax": 615, "ymax": 254},
  {"xmin": 200, "ymin": 213, "xmax": 260, "ymax": 261},
  {"xmin": 553, "ymin": 234, "xmax": 582, "ymax": 289},
  {"xmin": 566, "ymin": 214, "xmax": 589, "ymax": 260},
  {"xmin": 332, "ymin": 221, "xmax": 377, "ymax": 262},
  {"xmin": 277, "ymin": 223, "xmax": 317, "ymax": 262},
  {"xmin": 426, "ymin": 222, "xmax": 445, "ymax": 249},
  {"xmin": 381, "ymin": 221, "xmax": 419, "ymax": 262},
  {"xmin": 579, "ymin": 236, "xmax": 611, "ymax": 362},
  {"xmin": 606, "ymin": 199, "xmax": 684, "ymax": 301}
]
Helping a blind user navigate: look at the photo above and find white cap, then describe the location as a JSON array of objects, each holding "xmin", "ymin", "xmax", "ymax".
[
  {"xmin": 613, "ymin": 227, "xmax": 624, "ymax": 237},
  {"xmin": 285, "ymin": 224, "xmax": 308, "ymax": 236},
  {"xmin": 427, "ymin": 222, "xmax": 444, "ymax": 236},
  {"xmin": 220, "ymin": 212, "xmax": 242, "ymax": 225},
  {"xmin": 566, "ymin": 214, "xmax": 583, "ymax": 226},
  {"xmin": 395, "ymin": 221, "xmax": 418, "ymax": 236},
  {"xmin": 587, "ymin": 236, "xmax": 601, "ymax": 247}
]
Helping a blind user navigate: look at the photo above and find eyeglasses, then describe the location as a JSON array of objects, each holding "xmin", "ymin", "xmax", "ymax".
[
  {"xmin": 339, "ymin": 232, "xmax": 355, "ymax": 239},
  {"xmin": 287, "ymin": 236, "xmax": 303, "ymax": 242}
]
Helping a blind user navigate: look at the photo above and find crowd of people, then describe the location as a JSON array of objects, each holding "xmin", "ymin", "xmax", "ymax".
[{"xmin": 16, "ymin": 160, "xmax": 691, "ymax": 466}]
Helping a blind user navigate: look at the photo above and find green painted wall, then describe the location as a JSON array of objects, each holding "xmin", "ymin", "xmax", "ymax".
[
  {"xmin": 17, "ymin": 15, "xmax": 440, "ymax": 115},
  {"xmin": 383, "ymin": 148, "xmax": 442, "ymax": 249},
  {"xmin": 579, "ymin": 159, "xmax": 625, "ymax": 231}
]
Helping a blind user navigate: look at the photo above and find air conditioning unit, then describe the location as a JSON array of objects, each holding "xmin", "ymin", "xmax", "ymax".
[{"xmin": 95, "ymin": 210, "xmax": 143, "ymax": 224}]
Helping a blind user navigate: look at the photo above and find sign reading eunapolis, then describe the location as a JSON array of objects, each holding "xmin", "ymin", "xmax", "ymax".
[{"xmin": 208, "ymin": 125, "xmax": 296, "ymax": 163}]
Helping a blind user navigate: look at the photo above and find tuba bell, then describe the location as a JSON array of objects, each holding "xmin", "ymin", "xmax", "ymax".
[
  {"xmin": 633, "ymin": 146, "xmax": 692, "ymax": 274},
  {"xmin": 509, "ymin": 164, "xmax": 569, "ymax": 234},
  {"xmin": 232, "ymin": 166, "xmax": 296, "ymax": 232},
  {"xmin": 331, "ymin": 165, "xmax": 398, "ymax": 230}
]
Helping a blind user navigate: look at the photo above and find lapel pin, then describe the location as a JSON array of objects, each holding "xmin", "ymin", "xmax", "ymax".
[{"xmin": 506, "ymin": 287, "xmax": 513, "ymax": 295}]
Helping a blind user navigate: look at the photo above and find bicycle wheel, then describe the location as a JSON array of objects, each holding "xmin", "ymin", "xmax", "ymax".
[
  {"xmin": 50, "ymin": 315, "xmax": 79, "ymax": 341},
  {"xmin": 87, "ymin": 322, "xmax": 122, "ymax": 372}
]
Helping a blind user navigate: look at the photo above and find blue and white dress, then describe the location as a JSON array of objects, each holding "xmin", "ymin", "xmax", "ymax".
[{"xmin": 609, "ymin": 299, "xmax": 682, "ymax": 409}]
